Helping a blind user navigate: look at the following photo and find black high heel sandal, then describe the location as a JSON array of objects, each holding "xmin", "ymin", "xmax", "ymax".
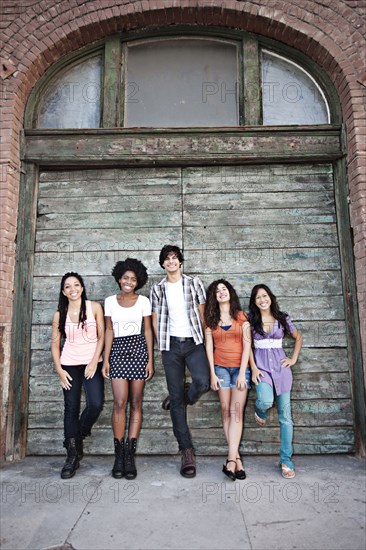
[
  {"xmin": 222, "ymin": 460, "xmax": 236, "ymax": 481},
  {"xmin": 235, "ymin": 456, "xmax": 246, "ymax": 480}
]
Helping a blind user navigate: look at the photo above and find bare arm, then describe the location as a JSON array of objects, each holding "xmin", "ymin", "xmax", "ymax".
[
  {"xmin": 144, "ymin": 315, "xmax": 154, "ymax": 381},
  {"xmin": 51, "ymin": 311, "xmax": 72, "ymax": 390},
  {"xmin": 84, "ymin": 302, "xmax": 105, "ymax": 379},
  {"xmin": 205, "ymin": 327, "xmax": 221, "ymax": 391},
  {"xmin": 102, "ymin": 316, "xmax": 114, "ymax": 378},
  {"xmin": 281, "ymin": 328, "xmax": 303, "ymax": 368},
  {"xmin": 151, "ymin": 311, "xmax": 158, "ymax": 342}
]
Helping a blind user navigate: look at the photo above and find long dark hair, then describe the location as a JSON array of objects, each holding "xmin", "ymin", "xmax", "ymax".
[
  {"xmin": 248, "ymin": 284, "xmax": 290, "ymax": 336},
  {"xmin": 58, "ymin": 272, "xmax": 88, "ymax": 338},
  {"xmin": 204, "ymin": 279, "xmax": 242, "ymax": 329}
]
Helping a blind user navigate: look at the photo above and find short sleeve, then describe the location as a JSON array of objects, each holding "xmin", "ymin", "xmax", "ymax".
[
  {"xmin": 237, "ymin": 310, "xmax": 248, "ymax": 324},
  {"xmin": 286, "ymin": 315, "xmax": 297, "ymax": 334},
  {"xmin": 104, "ymin": 295, "xmax": 114, "ymax": 317},
  {"xmin": 141, "ymin": 295, "xmax": 152, "ymax": 317}
]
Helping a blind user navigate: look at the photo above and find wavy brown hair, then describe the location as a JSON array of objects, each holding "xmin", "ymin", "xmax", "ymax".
[{"xmin": 204, "ymin": 279, "xmax": 242, "ymax": 329}]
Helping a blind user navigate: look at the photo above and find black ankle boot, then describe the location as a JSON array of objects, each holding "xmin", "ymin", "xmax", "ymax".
[
  {"xmin": 61, "ymin": 438, "xmax": 80, "ymax": 479},
  {"xmin": 112, "ymin": 438, "xmax": 125, "ymax": 479},
  {"xmin": 76, "ymin": 437, "xmax": 84, "ymax": 460},
  {"xmin": 125, "ymin": 438, "xmax": 137, "ymax": 480}
]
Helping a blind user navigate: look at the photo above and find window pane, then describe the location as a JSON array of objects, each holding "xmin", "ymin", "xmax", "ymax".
[
  {"xmin": 124, "ymin": 38, "xmax": 239, "ymax": 127},
  {"xmin": 262, "ymin": 51, "xmax": 330, "ymax": 125},
  {"xmin": 37, "ymin": 56, "xmax": 102, "ymax": 128}
]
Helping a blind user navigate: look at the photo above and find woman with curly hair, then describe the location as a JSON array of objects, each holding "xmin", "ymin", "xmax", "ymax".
[
  {"xmin": 103, "ymin": 258, "xmax": 153, "ymax": 479},
  {"xmin": 204, "ymin": 279, "xmax": 260, "ymax": 481},
  {"xmin": 249, "ymin": 284, "xmax": 303, "ymax": 479},
  {"xmin": 51, "ymin": 272, "xmax": 105, "ymax": 479}
]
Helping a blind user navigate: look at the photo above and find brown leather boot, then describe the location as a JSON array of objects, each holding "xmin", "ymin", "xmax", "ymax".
[{"xmin": 180, "ymin": 447, "xmax": 196, "ymax": 478}]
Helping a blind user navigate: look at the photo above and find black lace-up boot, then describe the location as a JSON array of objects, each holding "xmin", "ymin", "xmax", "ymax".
[
  {"xmin": 61, "ymin": 438, "xmax": 80, "ymax": 479},
  {"xmin": 125, "ymin": 438, "xmax": 137, "ymax": 480},
  {"xmin": 112, "ymin": 438, "xmax": 125, "ymax": 479}
]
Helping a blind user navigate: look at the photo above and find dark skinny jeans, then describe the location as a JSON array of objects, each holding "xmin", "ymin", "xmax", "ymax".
[
  {"xmin": 62, "ymin": 362, "xmax": 104, "ymax": 441},
  {"xmin": 162, "ymin": 338, "xmax": 210, "ymax": 451}
]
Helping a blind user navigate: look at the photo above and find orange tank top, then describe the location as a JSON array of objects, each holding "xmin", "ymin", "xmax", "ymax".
[
  {"xmin": 211, "ymin": 311, "xmax": 248, "ymax": 368},
  {"xmin": 60, "ymin": 301, "xmax": 102, "ymax": 365}
]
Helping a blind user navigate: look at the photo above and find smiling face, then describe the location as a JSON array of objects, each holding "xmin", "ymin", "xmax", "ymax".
[
  {"xmin": 216, "ymin": 283, "xmax": 230, "ymax": 304},
  {"xmin": 255, "ymin": 288, "xmax": 272, "ymax": 312},
  {"xmin": 162, "ymin": 252, "xmax": 181, "ymax": 274},
  {"xmin": 119, "ymin": 270, "xmax": 138, "ymax": 294},
  {"xmin": 62, "ymin": 276, "xmax": 84, "ymax": 302}
]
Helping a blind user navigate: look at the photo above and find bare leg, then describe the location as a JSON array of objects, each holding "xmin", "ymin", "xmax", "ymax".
[
  {"xmin": 111, "ymin": 379, "xmax": 129, "ymax": 440},
  {"xmin": 227, "ymin": 387, "xmax": 249, "ymax": 473},
  {"xmin": 127, "ymin": 380, "xmax": 145, "ymax": 439}
]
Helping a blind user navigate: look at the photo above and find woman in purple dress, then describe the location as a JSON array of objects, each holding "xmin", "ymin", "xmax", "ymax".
[{"xmin": 249, "ymin": 284, "xmax": 303, "ymax": 479}]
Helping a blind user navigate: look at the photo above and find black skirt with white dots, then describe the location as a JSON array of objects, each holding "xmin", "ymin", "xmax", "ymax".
[{"xmin": 109, "ymin": 335, "xmax": 148, "ymax": 380}]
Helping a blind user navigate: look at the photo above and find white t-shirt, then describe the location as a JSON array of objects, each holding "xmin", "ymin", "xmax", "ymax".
[
  {"xmin": 104, "ymin": 294, "xmax": 151, "ymax": 338},
  {"xmin": 166, "ymin": 279, "xmax": 192, "ymax": 337}
]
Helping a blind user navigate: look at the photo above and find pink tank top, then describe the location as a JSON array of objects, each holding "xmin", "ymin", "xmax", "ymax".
[{"xmin": 60, "ymin": 300, "xmax": 102, "ymax": 365}]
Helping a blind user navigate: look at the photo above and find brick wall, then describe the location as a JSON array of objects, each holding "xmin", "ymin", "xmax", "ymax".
[{"xmin": 1, "ymin": 0, "xmax": 365, "ymax": 459}]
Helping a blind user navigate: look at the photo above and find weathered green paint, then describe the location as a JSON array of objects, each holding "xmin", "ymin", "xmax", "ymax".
[
  {"xmin": 333, "ymin": 158, "xmax": 366, "ymax": 455},
  {"xmin": 23, "ymin": 127, "xmax": 342, "ymax": 166},
  {"xmin": 102, "ymin": 35, "xmax": 122, "ymax": 127},
  {"xmin": 9, "ymin": 163, "xmax": 39, "ymax": 458},
  {"xmin": 26, "ymin": 163, "xmax": 355, "ymax": 455},
  {"xmin": 243, "ymin": 36, "xmax": 262, "ymax": 125}
]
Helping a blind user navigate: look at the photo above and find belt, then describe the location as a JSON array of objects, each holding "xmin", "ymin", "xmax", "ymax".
[{"xmin": 170, "ymin": 336, "xmax": 194, "ymax": 342}]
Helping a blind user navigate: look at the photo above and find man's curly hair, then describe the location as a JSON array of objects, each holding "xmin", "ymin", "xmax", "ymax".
[{"xmin": 112, "ymin": 258, "xmax": 148, "ymax": 290}]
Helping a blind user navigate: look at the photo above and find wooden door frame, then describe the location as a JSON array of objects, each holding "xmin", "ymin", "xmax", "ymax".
[{"xmin": 10, "ymin": 132, "xmax": 365, "ymax": 457}]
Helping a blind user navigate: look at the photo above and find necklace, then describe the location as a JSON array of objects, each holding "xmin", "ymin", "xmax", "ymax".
[{"xmin": 69, "ymin": 310, "xmax": 79, "ymax": 316}]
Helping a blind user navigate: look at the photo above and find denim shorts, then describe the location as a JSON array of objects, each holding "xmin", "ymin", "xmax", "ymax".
[{"xmin": 214, "ymin": 365, "xmax": 251, "ymax": 390}]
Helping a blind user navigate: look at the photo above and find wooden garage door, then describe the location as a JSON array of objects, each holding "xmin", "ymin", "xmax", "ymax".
[{"xmin": 28, "ymin": 164, "xmax": 354, "ymax": 455}]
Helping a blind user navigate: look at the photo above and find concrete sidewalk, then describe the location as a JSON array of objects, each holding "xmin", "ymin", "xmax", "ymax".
[{"xmin": 0, "ymin": 454, "xmax": 365, "ymax": 550}]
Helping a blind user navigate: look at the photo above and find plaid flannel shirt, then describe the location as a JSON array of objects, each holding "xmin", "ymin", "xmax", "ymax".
[{"xmin": 150, "ymin": 274, "xmax": 206, "ymax": 351}]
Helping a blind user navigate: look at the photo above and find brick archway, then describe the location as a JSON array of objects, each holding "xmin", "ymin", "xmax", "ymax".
[{"xmin": 1, "ymin": 1, "xmax": 365, "ymax": 460}]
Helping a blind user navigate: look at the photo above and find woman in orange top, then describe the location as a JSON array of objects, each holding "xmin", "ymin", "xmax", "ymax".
[{"xmin": 205, "ymin": 279, "xmax": 260, "ymax": 481}]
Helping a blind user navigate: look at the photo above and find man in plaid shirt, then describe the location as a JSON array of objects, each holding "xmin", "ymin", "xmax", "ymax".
[{"xmin": 150, "ymin": 245, "xmax": 210, "ymax": 478}]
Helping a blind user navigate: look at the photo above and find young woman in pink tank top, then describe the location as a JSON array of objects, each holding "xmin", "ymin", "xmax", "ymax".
[{"xmin": 51, "ymin": 272, "xmax": 105, "ymax": 479}]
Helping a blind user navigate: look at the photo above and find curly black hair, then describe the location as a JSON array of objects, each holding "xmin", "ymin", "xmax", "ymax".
[
  {"xmin": 248, "ymin": 284, "xmax": 291, "ymax": 336},
  {"xmin": 159, "ymin": 245, "xmax": 184, "ymax": 268},
  {"xmin": 112, "ymin": 258, "xmax": 148, "ymax": 290},
  {"xmin": 57, "ymin": 272, "xmax": 88, "ymax": 339},
  {"xmin": 204, "ymin": 279, "xmax": 242, "ymax": 329}
]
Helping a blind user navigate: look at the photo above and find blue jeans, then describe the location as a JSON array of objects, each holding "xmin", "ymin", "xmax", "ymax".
[
  {"xmin": 162, "ymin": 338, "xmax": 210, "ymax": 450},
  {"xmin": 255, "ymin": 381, "xmax": 294, "ymax": 469},
  {"xmin": 62, "ymin": 362, "xmax": 104, "ymax": 441}
]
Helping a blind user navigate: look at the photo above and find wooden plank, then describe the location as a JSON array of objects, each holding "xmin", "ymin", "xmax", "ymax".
[
  {"xmin": 183, "ymin": 191, "xmax": 335, "ymax": 211},
  {"xmin": 183, "ymin": 164, "xmax": 333, "ymax": 194},
  {"xmin": 184, "ymin": 224, "xmax": 338, "ymax": 249},
  {"xmin": 35, "ymin": 227, "xmax": 181, "ymax": 252},
  {"xmin": 29, "ymin": 348, "xmax": 350, "ymax": 378},
  {"xmin": 33, "ymin": 250, "xmax": 164, "ymax": 276},
  {"xmin": 188, "ymin": 247, "xmax": 340, "ymax": 273},
  {"xmin": 31, "ymin": 271, "xmax": 342, "ymax": 301},
  {"xmin": 9, "ymin": 163, "xmax": 39, "ymax": 458},
  {"xmin": 26, "ymin": 426, "xmax": 354, "ymax": 455},
  {"xmin": 23, "ymin": 127, "xmax": 342, "ymax": 165},
  {"xmin": 31, "ymin": 293, "xmax": 344, "ymax": 325},
  {"xmin": 243, "ymin": 37, "xmax": 262, "ymax": 125},
  {"xmin": 187, "ymin": 399, "xmax": 354, "ymax": 429},
  {"xmin": 333, "ymin": 159, "xmax": 366, "ymax": 455},
  {"xmin": 102, "ymin": 35, "xmax": 121, "ymax": 127},
  {"xmin": 37, "ymin": 210, "xmax": 179, "ymax": 230},
  {"xmin": 38, "ymin": 167, "xmax": 181, "ymax": 196},
  {"xmin": 184, "ymin": 207, "xmax": 335, "ymax": 226},
  {"xmin": 38, "ymin": 192, "xmax": 182, "ymax": 213}
]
